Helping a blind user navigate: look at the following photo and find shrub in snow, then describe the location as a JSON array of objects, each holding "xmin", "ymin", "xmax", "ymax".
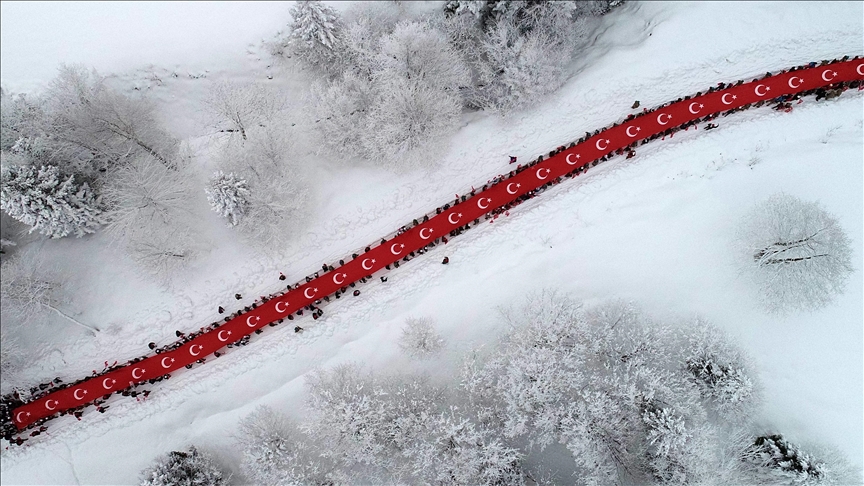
[
  {"xmin": 205, "ymin": 171, "xmax": 250, "ymax": 226},
  {"xmin": 286, "ymin": 0, "xmax": 345, "ymax": 75},
  {"xmin": 140, "ymin": 446, "xmax": 225, "ymax": 486},
  {"xmin": 739, "ymin": 193, "xmax": 853, "ymax": 313},
  {"xmin": 398, "ymin": 317, "xmax": 446, "ymax": 359},
  {"xmin": 0, "ymin": 163, "xmax": 103, "ymax": 238}
]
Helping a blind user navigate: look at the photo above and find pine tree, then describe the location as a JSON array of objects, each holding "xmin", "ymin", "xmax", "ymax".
[
  {"xmin": 205, "ymin": 170, "xmax": 250, "ymax": 226},
  {"xmin": 743, "ymin": 435, "xmax": 826, "ymax": 484},
  {"xmin": 0, "ymin": 164, "xmax": 103, "ymax": 238},
  {"xmin": 288, "ymin": 0, "xmax": 345, "ymax": 72},
  {"xmin": 140, "ymin": 446, "xmax": 226, "ymax": 486}
]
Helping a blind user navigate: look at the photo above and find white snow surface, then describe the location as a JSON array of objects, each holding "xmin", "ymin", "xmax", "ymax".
[{"xmin": 1, "ymin": 1, "xmax": 862, "ymax": 484}]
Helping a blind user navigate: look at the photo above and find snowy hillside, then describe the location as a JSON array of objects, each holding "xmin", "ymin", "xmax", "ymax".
[{"xmin": 1, "ymin": 1, "xmax": 861, "ymax": 484}]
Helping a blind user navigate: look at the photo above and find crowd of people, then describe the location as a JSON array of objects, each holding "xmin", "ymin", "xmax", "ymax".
[{"xmin": 3, "ymin": 56, "xmax": 860, "ymax": 448}]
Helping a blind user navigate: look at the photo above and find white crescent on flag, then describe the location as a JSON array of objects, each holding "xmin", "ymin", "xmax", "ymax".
[
  {"xmin": 45, "ymin": 400, "xmax": 57, "ymax": 411},
  {"xmin": 754, "ymin": 84, "xmax": 769, "ymax": 96},
  {"xmin": 189, "ymin": 344, "xmax": 202, "ymax": 357},
  {"xmin": 625, "ymin": 126, "xmax": 640, "ymax": 138},
  {"xmin": 74, "ymin": 388, "xmax": 86, "ymax": 400},
  {"xmin": 477, "ymin": 198, "xmax": 490, "ymax": 209},
  {"xmin": 419, "ymin": 228, "xmax": 433, "ymax": 240},
  {"xmin": 566, "ymin": 153, "xmax": 580, "ymax": 165},
  {"xmin": 721, "ymin": 93, "xmax": 735, "ymax": 105},
  {"xmin": 657, "ymin": 113, "xmax": 672, "ymax": 125},
  {"xmin": 361, "ymin": 258, "xmax": 375, "ymax": 271},
  {"xmin": 218, "ymin": 330, "xmax": 231, "ymax": 342},
  {"xmin": 857, "ymin": 64, "xmax": 864, "ymax": 76},
  {"xmin": 333, "ymin": 273, "xmax": 346, "ymax": 285},
  {"xmin": 161, "ymin": 357, "xmax": 174, "ymax": 369},
  {"xmin": 688, "ymin": 102, "xmax": 703, "ymax": 114},
  {"xmin": 102, "ymin": 378, "xmax": 115, "ymax": 390},
  {"xmin": 390, "ymin": 243, "xmax": 404, "ymax": 255},
  {"xmin": 821, "ymin": 69, "xmax": 836, "ymax": 82},
  {"xmin": 506, "ymin": 182, "xmax": 520, "ymax": 194},
  {"xmin": 246, "ymin": 315, "xmax": 259, "ymax": 327},
  {"xmin": 536, "ymin": 168, "xmax": 549, "ymax": 180},
  {"xmin": 16, "ymin": 411, "xmax": 27, "ymax": 423},
  {"xmin": 132, "ymin": 367, "xmax": 145, "ymax": 379},
  {"xmin": 304, "ymin": 287, "xmax": 317, "ymax": 299},
  {"xmin": 595, "ymin": 139, "xmax": 609, "ymax": 151},
  {"xmin": 788, "ymin": 76, "xmax": 803, "ymax": 89},
  {"xmin": 275, "ymin": 301, "xmax": 287, "ymax": 313},
  {"xmin": 448, "ymin": 213, "xmax": 462, "ymax": 225}
]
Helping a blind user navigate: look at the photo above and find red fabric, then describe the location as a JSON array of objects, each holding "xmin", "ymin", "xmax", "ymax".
[{"xmin": 11, "ymin": 59, "xmax": 863, "ymax": 431}]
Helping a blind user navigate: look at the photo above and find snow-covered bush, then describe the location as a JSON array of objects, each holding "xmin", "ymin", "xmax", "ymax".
[
  {"xmin": 375, "ymin": 21, "xmax": 470, "ymax": 93},
  {"xmin": 0, "ymin": 163, "xmax": 104, "ymax": 238},
  {"xmin": 739, "ymin": 434, "xmax": 860, "ymax": 485},
  {"xmin": 237, "ymin": 406, "xmax": 338, "ymax": 486},
  {"xmin": 205, "ymin": 171, "xmax": 250, "ymax": 226},
  {"xmin": 397, "ymin": 317, "xmax": 445, "ymax": 359},
  {"xmin": 739, "ymin": 193, "xmax": 853, "ymax": 313},
  {"xmin": 140, "ymin": 446, "xmax": 226, "ymax": 486}
]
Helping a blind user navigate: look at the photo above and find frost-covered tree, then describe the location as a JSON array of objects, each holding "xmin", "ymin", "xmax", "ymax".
[
  {"xmin": 739, "ymin": 434, "xmax": 860, "ymax": 485},
  {"xmin": 0, "ymin": 163, "xmax": 104, "ymax": 238},
  {"xmin": 43, "ymin": 65, "xmax": 178, "ymax": 171},
  {"xmin": 683, "ymin": 322, "xmax": 758, "ymax": 420},
  {"xmin": 739, "ymin": 193, "xmax": 854, "ymax": 313},
  {"xmin": 0, "ymin": 326, "xmax": 25, "ymax": 394},
  {"xmin": 214, "ymin": 128, "xmax": 309, "ymax": 248},
  {"xmin": 398, "ymin": 317, "xmax": 445, "ymax": 359},
  {"xmin": 286, "ymin": 0, "xmax": 345, "ymax": 74},
  {"xmin": 205, "ymin": 171, "xmax": 250, "ymax": 226},
  {"xmin": 237, "ymin": 406, "xmax": 339, "ymax": 485},
  {"xmin": 102, "ymin": 157, "xmax": 197, "ymax": 279},
  {"xmin": 140, "ymin": 446, "xmax": 226, "ymax": 486},
  {"xmin": 204, "ymin": 81, "xmax": 283, "ymax": 142},
  {"xmin": 376, "ymin": 21, "xmax": 470, "ymax": 93},
  {"xmin": 312, "ymin": 71, "xmax": 377, "ymax": 157}
]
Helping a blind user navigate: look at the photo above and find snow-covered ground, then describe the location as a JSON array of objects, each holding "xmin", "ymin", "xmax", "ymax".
[{"xmin": 1, "ymin": 1, "xmax": 862, "ymax": 484}]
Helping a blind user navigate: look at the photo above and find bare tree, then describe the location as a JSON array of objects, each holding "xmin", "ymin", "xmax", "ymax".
[
  {"xmin": 204, "ymin": 81, "xmax": 284, "ymax": 142},
  {"xmin": 0, "ymin": 253, "xmax": 99, "ymax": 334},
  {"xmin": 739, "ymin": 193, "xmax": 853, "ymax": 313}
]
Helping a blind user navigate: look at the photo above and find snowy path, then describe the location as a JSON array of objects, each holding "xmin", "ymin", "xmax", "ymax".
[{"xmin": 10, "ymin": 58, "xmax": 863, "ymax": 434}]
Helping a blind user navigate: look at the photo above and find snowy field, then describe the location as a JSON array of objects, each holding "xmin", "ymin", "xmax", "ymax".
[{"xmin": 1, "ymin": 1, "xmax": 862, "ymax": 484}]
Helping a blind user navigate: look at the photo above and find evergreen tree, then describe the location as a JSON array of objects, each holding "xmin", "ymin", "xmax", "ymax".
[
  {"xmin": 0, "ymin": 163, "xmax": 103, "ymax": 238},
  {"xmin": 743, "ymin": 435, "xmax": 827, "ymax": 484},
  {"xmin": 288, "ymin": 0, "xmax": 345, "ymax": 73},
  {"xmin": 140, "ymin": 446, "xmax": 226, "ymax": 486},
  {"xmin": 205, "ymin": 170, "xmax": 250, "ymax": 226}
]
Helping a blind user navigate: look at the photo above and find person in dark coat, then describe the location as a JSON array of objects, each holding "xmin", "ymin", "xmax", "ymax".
[
  {"xmin": 218, "ymin": 306, "xmax": 224, "ymax": 314},
  {"xmin": 442, "ymin": 256, "xmax": 450, "ymax": 264},
  {"xmin": 353, "ymin": 290, "xmax": 360, "ymax": 296},
  {"xmin": 235, "ymin": 293, "xmax": 242, "ymax": 300}
]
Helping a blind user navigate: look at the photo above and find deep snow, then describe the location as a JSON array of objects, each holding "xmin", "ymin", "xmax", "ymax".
[{"xmin": 1, "ymin": 1, "xmax": 862, "ymax": 484}]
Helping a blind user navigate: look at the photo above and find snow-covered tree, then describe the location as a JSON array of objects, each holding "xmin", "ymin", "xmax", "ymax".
[
  {"xmin": 204, "ymin": 81, "xmax": 284, "ymax": 142},
  {"xmin": 473, "ymin": 18, "xmax": 572, "ymax": 113},
  {"xmin": 398, "ymin": 317, "xmax": 445, "ymax": 359},
  {"xmin": 286, "ymin": 0, "xmax": 345, "ymax": 74},
  {"xmin": 739, "ymin": 193, "xmax": 853, "ymax": 313},
  {"xmin": 376, "ymin": 21, "xmax": 470, "ymax": 93},
  {"xmin": 738, "ymin": 434, "xmax": 860, "ymax": 485},
  {"xmin": 0, "ymin": 163, "xmax": 104, "ymax": 238},
  {"xmin": 205, "ymin": 171, "xmax": 250, "ymax": 226},
  {"xmin": 0, "ymin": 326, "xmax": 25, "ymax": 394},
  {"xmin": 214, "ymin": 128, "xmax": 309, "ymax": 248},
  {"xmin": 683, "ymin": 322, "xmax": 758, "ymax": 420},
  {"xmin": 102, "ymin": 157, "xmax": 198, "ymax": 279},
  {"xmin": 43, "ymin": 65, "xmax": 178, "ymax": 171},
  {"xmin": 140, "ymin": 446, "xmax": 226, "ymax": 486},
  {"xmin": 363, "ymin": 77, "xmax": 462, "ymax": 168},
  {"xmin": 237, "ymin": 405, "xmax": 340, "ymax": 486},
  {"xmin": 312, "ymin": 71, "xmax": 377, "ymax": 158}
]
